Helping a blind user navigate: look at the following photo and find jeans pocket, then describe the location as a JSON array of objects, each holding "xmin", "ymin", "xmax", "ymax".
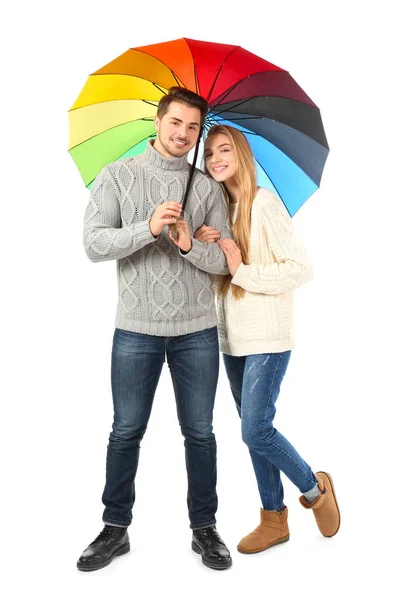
[{"xmin": 200, "ymin": 326, "xmax": 219, "ymax": 347}]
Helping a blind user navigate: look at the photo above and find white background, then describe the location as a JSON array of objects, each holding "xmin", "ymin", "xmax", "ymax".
[{"xmin": 2, "ymin": 0, "xmax": 399, "ymax": 598}]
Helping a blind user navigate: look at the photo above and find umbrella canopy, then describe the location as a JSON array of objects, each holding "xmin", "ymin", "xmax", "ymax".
[{"xmin": 68, "ymin": 38, "xmax": 329, "ymax": 215}]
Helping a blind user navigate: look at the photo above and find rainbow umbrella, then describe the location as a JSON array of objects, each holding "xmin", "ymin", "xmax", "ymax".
[{"xmin": 68, "ymin": 38, "xmax": 329, "ymax": 215}]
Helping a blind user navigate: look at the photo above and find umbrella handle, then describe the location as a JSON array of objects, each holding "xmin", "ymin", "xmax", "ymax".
[{"xmin": 169, "ymin": 222, "xmax": 179, "ymax": 239}]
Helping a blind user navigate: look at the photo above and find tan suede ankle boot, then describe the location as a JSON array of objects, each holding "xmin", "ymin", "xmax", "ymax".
[
  {"xmin": 299, "ymin": 471, "xmax": 340, "ymax": 537},
  {"xmin": 237, "ymin": 507, "xmax": 290, "ymax": 554}
]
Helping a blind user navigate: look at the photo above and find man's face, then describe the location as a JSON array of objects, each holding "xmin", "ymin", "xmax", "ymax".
[{"xmin": 153, "ymin": 101, "xmax": 201, "ymax": 158}]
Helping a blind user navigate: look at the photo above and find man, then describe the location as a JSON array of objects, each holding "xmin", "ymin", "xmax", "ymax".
[{"xmin": 77, "ymin": 87, "xmax": 233, "ymax": 571}]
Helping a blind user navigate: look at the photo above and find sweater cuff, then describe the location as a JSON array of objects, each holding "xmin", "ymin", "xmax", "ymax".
[
  {"xmin": 140, "ymin": 219, "xmax": 158, "ymax": 241},
  {"xmin": 179, "ymin": 237, "xmax": 204, "ymax": 261},
  {"xmin": 231, "ymin": 263, "xmax": 249, "ymax": 287}
]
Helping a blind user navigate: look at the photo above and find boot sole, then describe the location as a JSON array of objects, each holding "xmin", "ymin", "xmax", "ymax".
[
  {"xmin": 237, "ymin": 534, "xmax": 290, "ymax": 554},
  {"xmin": 191, "ymin": 540, "xmax": 233, "ymax": 570},
  {"xmin": 316, "ymin": 471, "xmax": 341, "ymax": 537},
  {"xmin": 77, "ymin": 542, "xmax": 130, "ymax": 572}
]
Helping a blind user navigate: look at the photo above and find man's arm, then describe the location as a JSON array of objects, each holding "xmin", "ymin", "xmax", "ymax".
[
  {"xmin": 180, "ymin": 182, "xmax": 233, "ymax": 275},
  {"xmin": 83, "ymin": 165, "xmax": 157, "ymax": 263}
]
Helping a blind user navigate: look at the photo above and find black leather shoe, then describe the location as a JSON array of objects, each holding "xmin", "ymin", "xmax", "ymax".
[
  {"xmin": 77, "ymin": 525, "xmax": 130, "ymax": 571},
  {"xmin": 192, "ymin": 526, "xmax": 232, "ymax": 570}
]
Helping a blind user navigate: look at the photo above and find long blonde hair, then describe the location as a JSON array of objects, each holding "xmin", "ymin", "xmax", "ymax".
[{"xmin": 205, "ymin": 125, "xmax": 257, "ymax": 300}]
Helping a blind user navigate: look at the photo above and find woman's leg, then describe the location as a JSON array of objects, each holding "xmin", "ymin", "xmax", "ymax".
[
  {"xmin": 223, "ymin": 353, "xmax": 285, "ymax": 511},
  {"xmin": 224, "ymin": 352, "xmax": 340, "ymax": 542},
  {"xmin": 239, "ymin": 352, "xmax": 318, "ymax": 496}
]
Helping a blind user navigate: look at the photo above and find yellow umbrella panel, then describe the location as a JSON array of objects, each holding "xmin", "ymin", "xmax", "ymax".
[{"xmin": 69, "ymin": 94, "xmax": 161, "ymax": 187}]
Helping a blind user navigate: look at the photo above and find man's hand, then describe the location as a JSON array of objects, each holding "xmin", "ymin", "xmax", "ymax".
[
  {"xmin": 169, "ymin": 218, "xmax": 192, "ymax": 252},
  {"xmin": 218, "ymin": 239, "xmax": 243, "ymax": 276},
  {"xmin": 149, "ymin": 201, "xmax": 182, "ymax": 236},
  {"xmin": 194, "ymin": 224, "xmax": 220, "ymax": 244}
]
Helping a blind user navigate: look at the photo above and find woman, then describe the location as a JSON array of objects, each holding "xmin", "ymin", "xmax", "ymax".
[{"xmin": 194, "ymin": 125, "xmax": 340, "ymax": 554}]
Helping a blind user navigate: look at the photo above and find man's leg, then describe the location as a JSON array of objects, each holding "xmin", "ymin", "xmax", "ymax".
[
  {"xmin": 167, "ymin": 327, "xmax": 218, "ymax": 528},
  {"xmin": 102, "ymin": 328, "xmax": 165, "ymax": 526},
  {"xmin": 77, "ymin": 328, "xmax": 165, "ymax": 571},
  {"xmin": 167, "ymin": 327, "xmax": 232, "ymax": 569}
]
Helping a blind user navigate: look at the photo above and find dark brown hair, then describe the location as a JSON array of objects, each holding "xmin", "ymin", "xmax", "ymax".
[{"xmin": 157, "ymin": 87, "xmax": 209, "ymax": 125}]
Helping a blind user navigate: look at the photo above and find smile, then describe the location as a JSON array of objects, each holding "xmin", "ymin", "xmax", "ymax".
[{"xmin": 212, "ymin": 165, "xmax": 227, "ymax": 172}]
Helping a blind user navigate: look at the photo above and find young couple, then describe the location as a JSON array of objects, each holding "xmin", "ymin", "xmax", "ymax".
[{"xmin": 77, "ymin": 87, "xmax": 340, "ymax": 572}]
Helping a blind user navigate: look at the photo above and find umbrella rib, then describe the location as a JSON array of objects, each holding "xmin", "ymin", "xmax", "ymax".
[
  {"xmin": 69, "ymin": 117, "xmax": 156, "ymax": 151},
  {"xmin": 209, "ymin": 71, "xmax": 276, "ymax": 110},
  {"xmin": 213, "ymin": 94, "xmax": 321, "ymax": 117},
  {"xmin": 152, "ymin": 82, "xmax": 167, "ymax": 94},
  {"xmin": 209, "ymin": 69, "xmax": 320, "ymax": 113},
  {"xmin": 118, "ymin": 47, "xmax": 184, "ymax": 87},
  {"xmin": 209, "ymin": 80, "xmax": 243, "ymax": 110},
  {"xmin": 172, "ymin": 71, "xmax": 181, "ymax": 86},
  {"xmin": 205, "ymin": 46, "xmax": 241, "ymax": 102},
  {"xmin": 69, "ymin": 76, "xmax": 169, "ymax": 112},
  {"xmin": 211, "ymin": 97, "xmax": 259, "ymax": 118},
  {"xmin": 205, "ymin": 113, "xmax": 221, "ymax": 131},
  {"xmin": 212, "ymin": 108, "xmax": 329, "ymax": 151},
  {"xmin": 79, "ymin": 66, "xmax": 184, "ymax": 111},
  {"xmin": 207, "ymin": 112, "xmax": 259, "ymax": 135},
  {"xmin": 183, "ymin": 38, "xmax": 199, "ymax": 94},
  {"xmin": 70, "ymin": 99, "xmax": 159, "ymax": 116},
  {"xmin": 217, "ymin": 115, "xmax": 259, "ymax": 122},
  {"xmin": 193, "ymin": 64, "xmax": 199, "ymax": 94},
  {"xmin": 213, "ymin": 115, "xmax": 272, "ymax": 134}
]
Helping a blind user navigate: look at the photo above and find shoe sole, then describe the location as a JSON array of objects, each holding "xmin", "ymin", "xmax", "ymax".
[
  {"xmin": 237, "ymin": 534, "xmax": 290, "ymax": 554},
  {"xmin": 316, "ymin": 471, "xmax": 341, "ymax": 537},
  {"xmin": 191, "ymin": 540, "xmax": 233, "ymax": 570},
  {"xmin": 77, "ymin": 542, "xmax": 130, "ymax": 572}
]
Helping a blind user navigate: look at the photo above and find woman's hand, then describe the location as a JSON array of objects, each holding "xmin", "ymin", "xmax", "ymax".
[
  {"xmin": 194, "ymin": 224, "xmax": 220, "ymax": 244},
  {"xmin": 169, "ymin": 218, "xmax": 192, "ymax": 252},
  {"xmin": 218, "ymin": 239, "xmax": 243, "ymax": 276}
]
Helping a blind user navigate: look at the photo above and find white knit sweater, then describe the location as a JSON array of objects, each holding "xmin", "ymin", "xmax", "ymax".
[{"xmin": 217, "ymin": 187, "xmax": 313, "ymax": 356}]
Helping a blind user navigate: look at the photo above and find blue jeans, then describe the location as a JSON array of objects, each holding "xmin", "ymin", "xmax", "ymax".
[
  {"xmin": 102, "ymin": 327, "xmax": 219, "ymax": 529},
  {"xmin": 223, "ymin": 352, "xmax": 317, "ymax": 511}
]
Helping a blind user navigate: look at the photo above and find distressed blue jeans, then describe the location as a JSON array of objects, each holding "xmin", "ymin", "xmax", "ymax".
[
  {"xmin": 223, "ymin": 351, "xmax": 317, "ymax": 511},
  {"xmin": 102, "ymin": 327, "xmax": 219, "ymax": 529}
]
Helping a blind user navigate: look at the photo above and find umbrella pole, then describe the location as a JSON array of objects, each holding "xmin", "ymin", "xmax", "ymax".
[{"xmin": 170, "ymin": 129, "xmax": 203, "ymax": 239}]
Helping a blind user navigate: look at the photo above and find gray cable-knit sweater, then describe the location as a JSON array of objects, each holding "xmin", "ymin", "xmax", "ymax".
[{"xmin": 83, "ymin": 141, "xmax": 232, "ymax": 336}]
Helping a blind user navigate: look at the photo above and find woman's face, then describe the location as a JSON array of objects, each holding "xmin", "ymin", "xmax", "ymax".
[{"xmin": 204, "ymin": 133, "xmax": 237, "ymax": 184}]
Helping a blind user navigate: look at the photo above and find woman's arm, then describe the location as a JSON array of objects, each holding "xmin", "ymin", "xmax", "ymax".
[{"xmin": 231, "ymin": 202, "xmax": 313, "ymax": 295}]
